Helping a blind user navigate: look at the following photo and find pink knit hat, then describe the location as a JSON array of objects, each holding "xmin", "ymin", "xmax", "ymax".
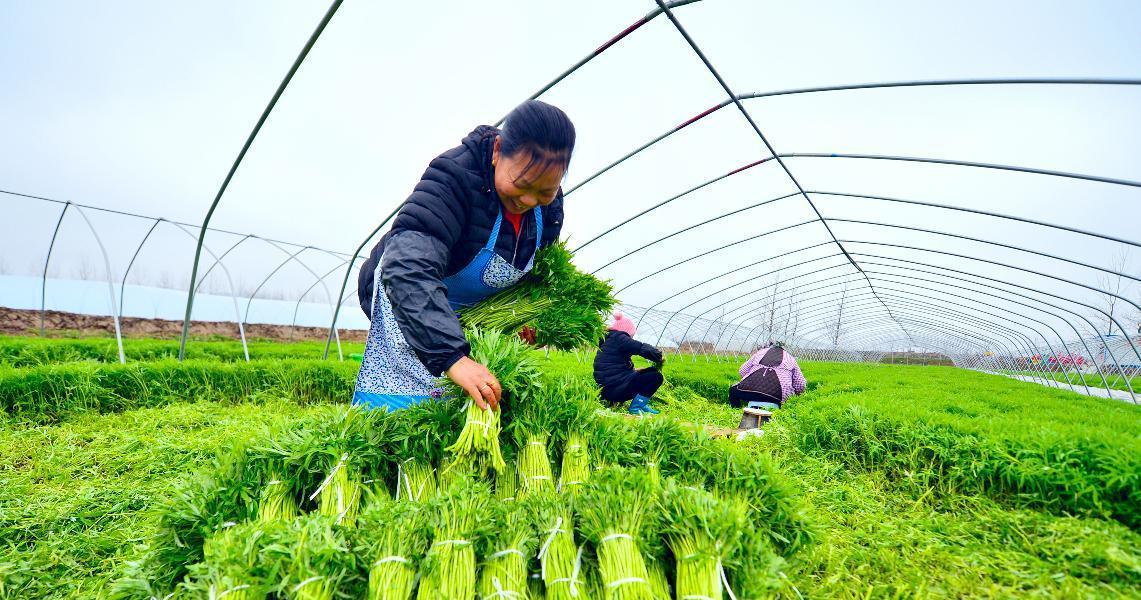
[{"xmin": 608, "ymin": 311, "xmax": 636, "ymax": 336}]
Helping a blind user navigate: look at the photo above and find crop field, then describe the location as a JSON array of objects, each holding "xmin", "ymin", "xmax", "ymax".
[
  {"xmin": 5, "ymin": 1, "xmax": 1139, "ymax": 597},
  {"xmin": 1, "ymin": 336, "xmax": 1138, "ymax": 599}
]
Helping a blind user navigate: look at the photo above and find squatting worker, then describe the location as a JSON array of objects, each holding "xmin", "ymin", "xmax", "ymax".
[
  {"xmin": 353, "ymin": 101, "xmax": 575, "ymax": 411},
  {"xmin": 593, "ymin": 312, "xmax": 666, "ymax": 415},
  {"xmin": 730, "ymin": 341, "xmax": 806, "ymax": 412}
]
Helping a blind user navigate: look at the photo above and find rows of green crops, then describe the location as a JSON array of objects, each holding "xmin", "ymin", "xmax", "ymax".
[
  {"xmin": 1020, "ymin": 369, "xmax": 1138, "ymax": 394},
  {"xmin": 1, "ymin": 337, "xmax": 1139, "ymax": 598},
  {"xmin": 0, "ymin": 335, "xmax": 364, "ymax": 367}
]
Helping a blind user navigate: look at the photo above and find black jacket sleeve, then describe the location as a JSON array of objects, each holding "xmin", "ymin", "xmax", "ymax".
[
  {"xmin": 634, "ymin": 339, "xmax": 664, "ymax": 363},
  {"xmin": 616, "ymin": 332, "xmax": 662, "ymax": 364},
  {"xmin": 377, "ymin": 156, "xmax": 474, "ymax": 376}
]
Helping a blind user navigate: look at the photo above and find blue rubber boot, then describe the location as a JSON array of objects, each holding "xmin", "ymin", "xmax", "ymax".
[{"xmin": 629, "ymin": 394, "xmax": 660, "ymax": 415}]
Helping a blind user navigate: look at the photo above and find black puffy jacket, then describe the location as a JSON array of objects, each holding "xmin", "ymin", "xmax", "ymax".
[
  {"xmin": 358, "ymin": 126, "xmax": 565, "ymax": 376},
  {"xmin": 593, "ymin": 331, "xmax": 664, "ymax": 401}
]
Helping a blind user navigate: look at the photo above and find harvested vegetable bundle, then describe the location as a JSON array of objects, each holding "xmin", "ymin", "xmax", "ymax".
[
  {"xmin": 551, "ymin": 376, "xmax": 600, "ymax": 496},
  {"xmin": 446, "ymin": 398, "xmax": 507, "ymax": 475},
  {"xmin": 245, "ymin": 407, "xmax": 388, "ymax": 524},
  {"xmin": 358, "ymin": 500, "xmax": 430, "ymax": 600},
  {"xmin": 458, "ymin": 292, "xmax": 553, "ymax": 333},
  {"xmin": 507, "ymin": 380, "xmax": 559, "ymax": 498},
  {"xmin": 519, "ymin": 433, "xmax": 556, "ymax": 496},
  {"xmin": 497, "ymin": 459, "xmax": 519, "ymax": 502},
  {"xmin": 275, "ymin": 515, "xmax": 358, "ymax": 600},
  {"xmin": 445, "ymin": 330, "xmax": 540, "ymax": 476},
  {"xmin": 476, "ymin": 500, "xmax": 535, "ymax": 600},
  {"xmin": 312, "ymin": 453, "xmax": 362, "ymax": 526},
  {"xmin": 257, "ymin": 473, "xmax": 298, "ymax": 522},
  {"xmin": 661, "ymin": 483, "xmax": 747, "ymax": 600},
  {"xmin": 417, "ymin": 478, "xmax": 490, "ymax": 600},
  {"xmin": 185, "ymin": 522, "xmax": 278, "ymax": 600},
  {"xmin": 458, "ymin": 243, "xmax": 615, "ymax": 350},
  {"xmin": 558, "ymin": 431, "xmax": 590, "ymax": 496},
  {"xmin": 575, "ymin": 467, "xmax": 658, "ymax": 600},
  {"xmin": 525, "ymin": 494, "xmax": 588, "ymax": 600},
  {"xmin": 396, "ymin": 458, "xmax": 437, "ymax": 502}
]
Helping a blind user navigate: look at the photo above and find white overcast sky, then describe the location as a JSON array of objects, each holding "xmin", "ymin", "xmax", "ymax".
[{"xmin": 1, "ymin": 0, "xmax": 1139, "ymax": 350}]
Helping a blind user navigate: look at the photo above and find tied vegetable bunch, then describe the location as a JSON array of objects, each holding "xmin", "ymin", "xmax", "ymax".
[
  {"xmin": 574, "ymin": 467, "xmax": 659, "ymax": 600},
  {"xmin": 524, "ymin": 494, "xmax": 588, "ymax": 600},
  {"xmin": 271, "ymin": 515, "xmax": 359, "ymax": 600},
  {"xmin": 476, "ymin": 500, "xmax": 535, "ymax": 600},
  {"xmin": 184, "ymin": 521, "xmax": 281, "ymax": 600},
  {"xmin": 358, "ymin": 500, "xmax": 430, "ymax": 600},
  {"xmin": 458, "ymin": 243, "xmax": 615, "ymax": 350},
  {"xmin": 445, "ymin": 329, "xmax": 539, "ymax": 476},
  {"xmin": 661, "ymin": 483, "xmax": 748, "ymax": 600},
  {"xmin": 552, "ymin": 375, "xmax": 600, "ymax": 496},
  {"xmin": 313, "ymin": 453, "xmax": 362, "ymax": 526},
  {"xmin": 417, "ymin": 478, "xmax": 491, "ymax": 600}
]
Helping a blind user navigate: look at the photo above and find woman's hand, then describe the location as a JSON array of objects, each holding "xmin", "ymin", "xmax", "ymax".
[{"xmin": 446, "ymin": 355, "xmax": 503, "ymax": 410}]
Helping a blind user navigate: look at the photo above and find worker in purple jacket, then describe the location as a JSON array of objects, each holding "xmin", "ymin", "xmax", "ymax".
[{"xmin": 730, "ymin": 341, "xmax": 807, "ymax": 411}]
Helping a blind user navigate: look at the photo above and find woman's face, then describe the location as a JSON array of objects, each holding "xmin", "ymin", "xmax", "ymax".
[{"xmin": 492, "ymin": 137, "xmax": 566, "ymax": 215}]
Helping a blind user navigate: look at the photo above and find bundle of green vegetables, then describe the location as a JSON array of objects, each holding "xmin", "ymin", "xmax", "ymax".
[
  {"xmin": 574, "ymin": 467, "xmax": 659, "ymax": 600},
  {"xmin": 416, "ymin": 478, "xmax": 490, "ymax": 600},
  {"xmin": 184, "ymin": 521, "xmax": 278, "ymax": 600},
  {"xmin": 357, "ymin": 500, "xmax": 430, "ymax": 600},
  {"xmin": 458, "ymin": 243, "xmax": 615, "ymax": 350},
  {"xmin": 281, "ymin": 516, "xmax": 359, "ymax": 600},
  {"xmin": 476, "ymin": 500, "xmax": 535, "ymax": 600},
  {"xmin": 552, "ymin": 376, "xmax": 599, "ymax": 496},
  {"xmin": 525, "ymin": 494, "xmax": 588, "ymax": 600},
  {"xmin": 313, "ymin": 453, "xmax": 363, "ymax": 525},
  {"xmin": 661, "ymin": 482, "xmax": 747, "ymax": 600},
  {"xmin": 445, "ymin": 329, "xmax": 539, "ymax": 477},
  {"xmin": 507, "ymin": 384, "xmax": 558, "ymax": 498}
]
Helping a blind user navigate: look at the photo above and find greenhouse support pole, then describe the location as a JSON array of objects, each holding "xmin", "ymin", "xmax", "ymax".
[
  {"xmin": 74, "ymin": 206, "xmax": 126, "ymax": 364},
  {"xmin": 294, "ymin": 259, "xmax": 348, "ymax": 340},
  {"xmin": 179, "ymin": 0, "xmax": 344, "ymax": 361},
  {"xmin": 40, "ymin": 202, "xmax": 70, "ymax": 336},
  {"xmin": 171, "ymin": 223, "xmax": 251, "ymax": 362},
  {"xmin": 118, "ymin": 218, "xmax": 164, "ymax": 330}
]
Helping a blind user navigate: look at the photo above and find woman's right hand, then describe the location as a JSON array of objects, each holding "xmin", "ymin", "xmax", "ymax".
[{"xmin": 446, "ymin": 355, "xmax": 503, "ymax": 410}]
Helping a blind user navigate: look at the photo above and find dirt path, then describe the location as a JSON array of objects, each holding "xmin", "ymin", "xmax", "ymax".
[{"xmin": 0, "ymin": 306, "xmax": 367, "ymax": 342}]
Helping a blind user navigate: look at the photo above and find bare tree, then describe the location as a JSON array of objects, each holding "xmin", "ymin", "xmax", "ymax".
[
  {"xmin": 763, "ymin": 271, "xmax": 783, "ymax": 342},
  {"xmin": 779, "ymin": 286, "xmax": 802, "ymax": 343},
  {"xmin": 827, "ymin": 281, "xmax": 850, "ymax": 348},
  {"xmin": 1088, "ymin": 248, "xmax": 1133, "ymax": 338},
  {"xmin": 73, "ymin": 257, "xmax": 97, "ymax": 280}
]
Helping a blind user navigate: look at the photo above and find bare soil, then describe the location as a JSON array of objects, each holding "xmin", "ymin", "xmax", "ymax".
[{"xmin": 0, "ymin": 306, "xmax": 367, "ymax": 342}]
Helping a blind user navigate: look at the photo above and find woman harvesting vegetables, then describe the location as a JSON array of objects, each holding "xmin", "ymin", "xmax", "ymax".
[
  {"xmin": 354, "ymin": 100, "xmax": 574, "ymax": 411},
  {"xmin": 730, "ymin": 341, "xmax": 806, "ymax": 410},
  {"xmin": 593, "ymin": 312, "xmax": 666, "ymax": 415}
]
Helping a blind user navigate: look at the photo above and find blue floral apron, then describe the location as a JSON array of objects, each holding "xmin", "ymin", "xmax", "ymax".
[{"xmin": 352, "ymin": 207, "xmax": 543, "ymax": 411}]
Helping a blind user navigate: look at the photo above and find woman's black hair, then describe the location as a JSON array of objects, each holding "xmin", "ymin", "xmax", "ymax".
[{"xmin": 499, "ymin": 100, "xmax": 576, "ymax": 178}]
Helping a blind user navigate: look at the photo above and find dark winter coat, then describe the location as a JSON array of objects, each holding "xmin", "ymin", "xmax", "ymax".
[
  {"xmin": 593, "ymin": 330, "xmax": 664, "ymax": 401},
  {"xmin": 357, "ymin": 125, "xmax": 565, "ymax": 376}
]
